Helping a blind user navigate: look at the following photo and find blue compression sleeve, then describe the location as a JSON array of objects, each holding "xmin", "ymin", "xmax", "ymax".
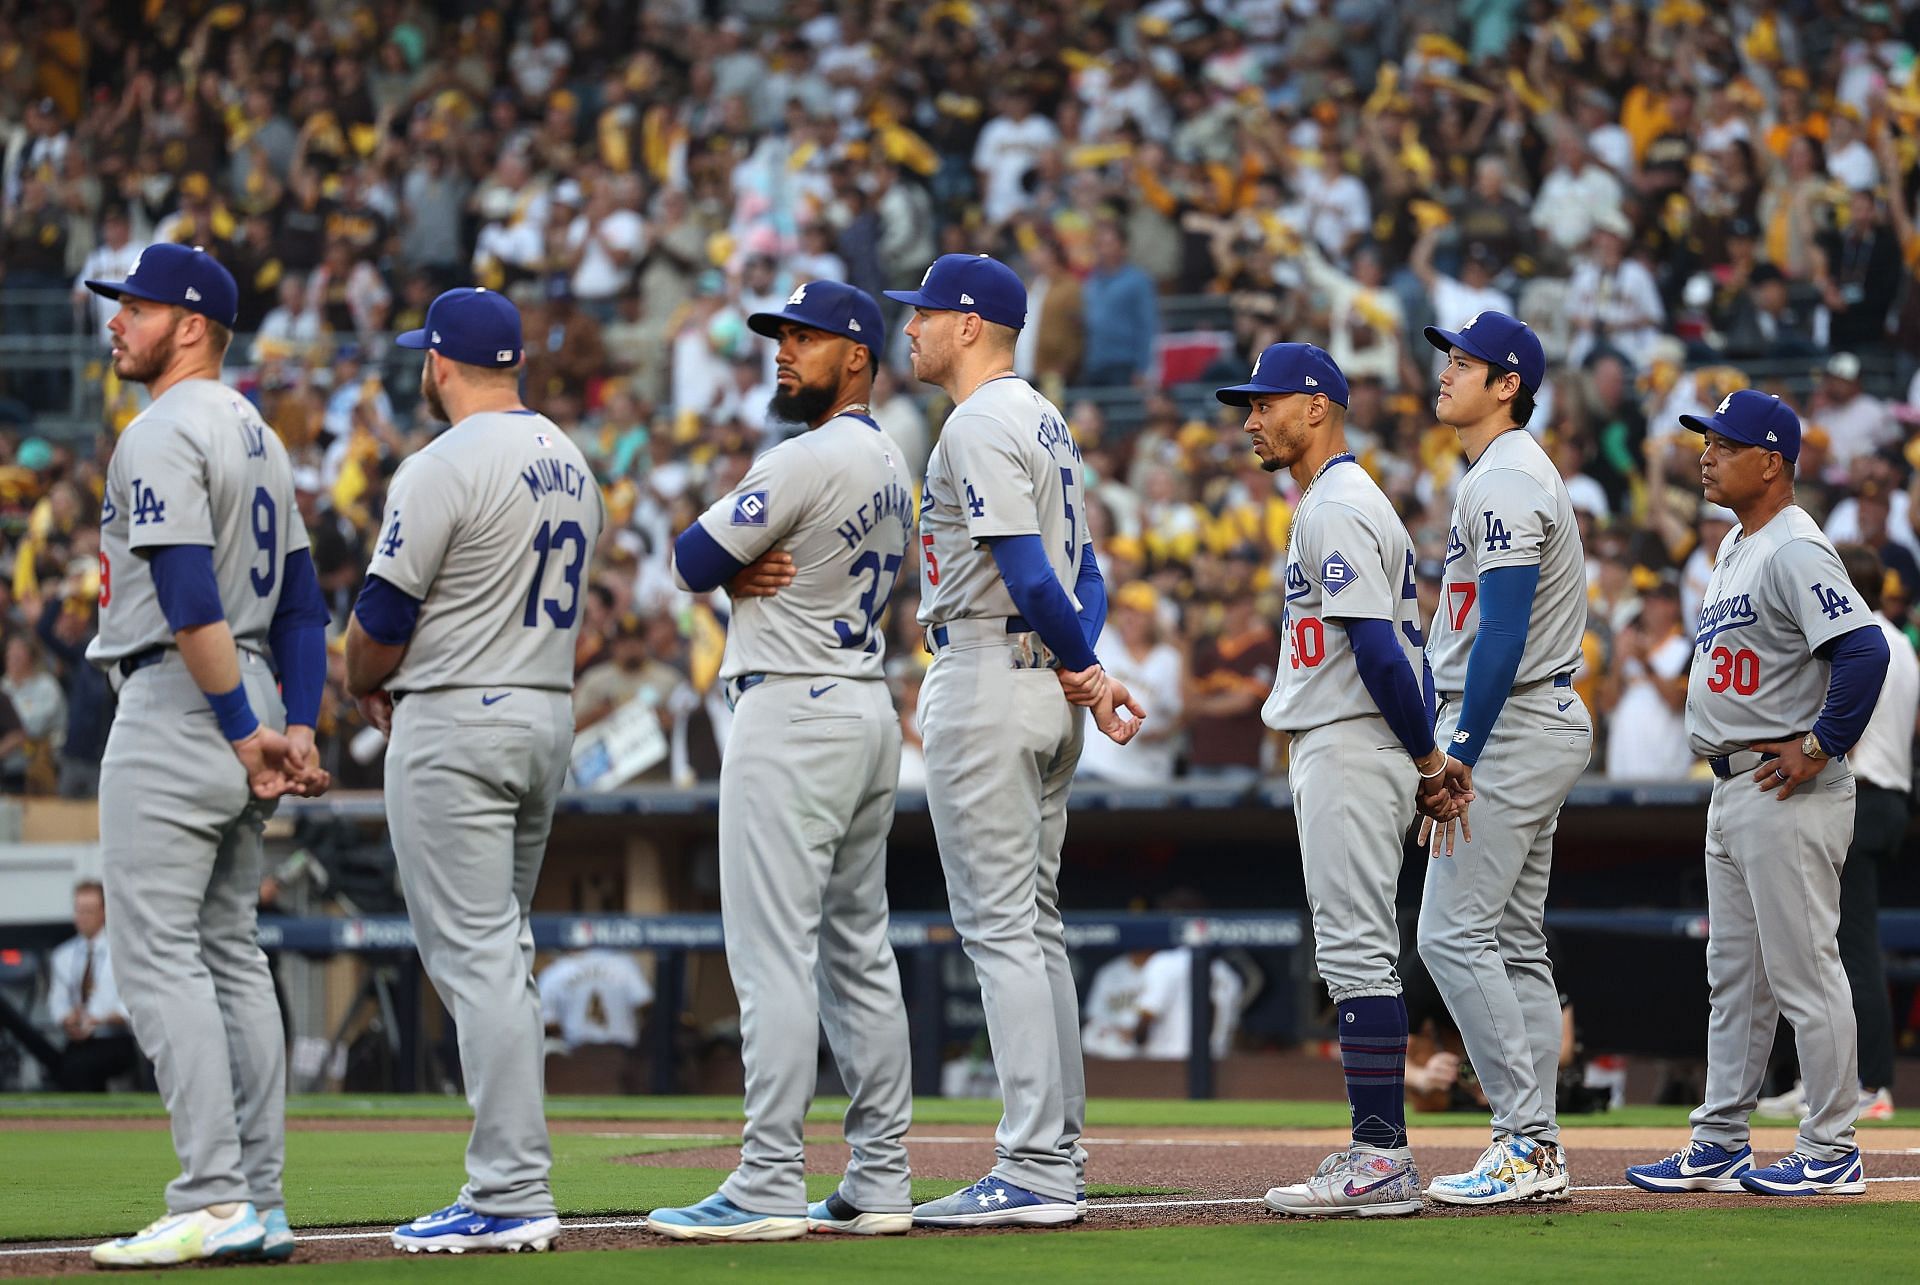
[
  {"xmin": 989, "ymin": 534, "xmax": 1100, "ymax": 671},
  {"xmin": 148, "ymin": 544, "xmax": 226, "ymax": 631},
  {"xmin": 1074, "ymin": 541, "xmax": 1107, "ymax": 650},
  {"xmin": 674, "ymin": 521, "xmax": 748, "ymax": 594},
  {"xmin": 1345, "ymin": 618, "xmax": 1438, "ymax": 760},
  {"xmin": 1450, "ymin": 563, "xmax": 1540, "ymax": 767},
  {"xmin": 352, "ymin": 575, "xmax": 423, "ymax": 647},
  {"xmin": 1811, "ymin": 623, "xmax": 1891, "ymax": 755},
  {"xmin": 269, "ymin": 549, "xmax": 330, "ymax": 727}
]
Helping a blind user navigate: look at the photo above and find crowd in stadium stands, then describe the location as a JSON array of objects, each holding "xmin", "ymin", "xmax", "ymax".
[{"xmin": 3, "ymin": 0, "xmax": 1920, "ymax": 794}]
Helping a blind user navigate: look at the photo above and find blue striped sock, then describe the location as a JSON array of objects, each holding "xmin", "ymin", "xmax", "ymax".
[{"xmin": 1338, "ymin": 995, "xmax": 1409, "ymax": 1150}]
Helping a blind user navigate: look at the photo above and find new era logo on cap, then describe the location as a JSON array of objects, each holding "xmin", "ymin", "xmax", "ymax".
[
  {"xmin": 1507, "ymin": 352, "xmax": 1518, "ymax": 364},
  {"xmin": 847, "ymin": 317, "xmax": 862, "ymax": 331},
  {"xmin": 432, "ymin": 332, "xmax": 442, "ymax": 343},
  {"xmin": 1766, "ymin": 431, "xmax": 1778, "ymax": 441},
  {"xmin": 1304, "ymin": 375, "xmax": 1318, "ymax": 387},
  {"xmin": 960, "ymin": 293, "xmax": 975, "ymax": 305},
  {"xmin": 185, "ymin": 287, "xmax": 202, "ymax": 302}
]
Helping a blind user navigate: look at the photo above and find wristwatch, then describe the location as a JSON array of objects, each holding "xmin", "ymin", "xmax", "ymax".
[{"xmin": 1801, "ymin": 731, "xmax": 1830, "ymax": 761}]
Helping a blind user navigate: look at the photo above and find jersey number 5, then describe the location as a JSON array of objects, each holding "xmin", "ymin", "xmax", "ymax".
[{"xmin": 524, "ymin": 520, "xmax": 587, "ymax": 627}]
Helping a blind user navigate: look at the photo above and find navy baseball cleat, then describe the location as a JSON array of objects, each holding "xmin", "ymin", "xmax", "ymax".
[
  {"xmin": 391, "ymin": 1203, "xmax": 559, "ymax": 1253},
  {"xmin": 806, "ymin": 1189, "xmax": 912, "ymax": 1235},
  {"xmin": 912, "ymin": 1176, "xmax": 1080, "ymax": 1227},
  {"xmin": 1739, "ymin": 1150, "xmax": 1867, "ymax": 1196},
  {"xmin": 1625, "ymin": 1141, "xmax": 1754, "ymax": 1192}
]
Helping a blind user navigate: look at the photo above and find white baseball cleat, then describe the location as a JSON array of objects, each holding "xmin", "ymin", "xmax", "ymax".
[
  {"xmin": 1424, "ymin": 1134, "xmax": 1566, "ymax": 1206},
  {"xmin": 1264, "ymin": 1146, "xmax": 1423, "ymax": 1218},
  {"xmin": 92, "ymin": 1203, "xmax": 266, "ymax": 1267}
]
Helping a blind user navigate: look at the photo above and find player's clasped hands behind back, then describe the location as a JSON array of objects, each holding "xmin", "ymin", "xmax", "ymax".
[{"xmin": 1413, "ymin": 748, "xmax": 1475, "ymax": 856}]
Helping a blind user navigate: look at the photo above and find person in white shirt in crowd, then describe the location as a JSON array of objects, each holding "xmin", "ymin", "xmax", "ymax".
[
  {"xmin": 252, "ymin": 275, "xmax": 324, "ymax": 363},
  {"xmin": 1411, "ymin": 228, "xmax": 1514, "ymax": 380},
  {"xmin": 566, "ymin": 175, "xmax": 646, "ymax": 321},
  {"xmin": 1550, "ymin": 432, "xmax": 1611, "ymax": 523},
  {"xmin": 1134, "ymin": 947, "xmax": 1245, "ymax": 1061},
  {"xmin": 1598, "ymin": 580, "xmax": 1696, "ymax": 780},
  {"xmin": 537, "ymin": 950, "xmax": 654, "ymax": 1054},
  {"xmin": 972, "ymin": 89, "xmax": 1060, "ymax": 229},
  {"xmin": 1076, "ymin": 583, "xmax": 1186, "ymax": 786},
  {"xmin": 72, "ymin": 208, "xmax": 144, "ymax": 346},
  {"xmin": 1825, "ymin": 110, "xmax": 1879, "ymax": 193},
  {"xmin": 1288, "ymin": 135, "xmax": 1371, "ymax": 263},
  {"xmin": 1531, "ymin": 128, "xmax": 1627, "ymax": 260},
  {"xmin": 1566, "ymin": 209, "xmax": 1666, "ymax": 370},
  {"xmin": 1813, "ymin": 352, "xmax": 1898, "ymax": 473},
  {"xmin": 1759, "ymin": 545, "xmax": 1918, "ymax": 1124},
  {"xmin": 1296, "ymin": 239, "xmax": 1406, "ymax": 388},
  {"xmin": 1079, "ymin": 950, "xmax": 1152, "ymax": 1060},
  {"xmin": 1573, "ymin": 88, "xmax": 1634, "ymax": 178},
  {"xmin": 1681, "ymin": 503, "xmax": 1737, "ymax": 630},
  {"xmin": 46, "ymin": 880, "xmax": 138, "ymax": 1091}
]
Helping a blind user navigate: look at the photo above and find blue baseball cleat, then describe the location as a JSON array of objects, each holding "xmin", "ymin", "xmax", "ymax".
[
  {"xmin": 1739, "ymin": 1150, "xmax": 1867, "ymax": 1196},
  {"xmin": 647, "ymin": 1192, "xmax": 805, "ymax": 1241},
  {"xmin": 805, "ymin": 1189, "xmax": 912, "ymax": 1235},
  {"xmin": 1625, "ymin": 1141, "xmax": 1754, "ymax": 1193},
  {"xmin": 391, "ymin": 1203, "xmax": 560, "ymax": 1253},
  {"xmin": 911, "ymin": 1175, "xmax": 1080, "ymax": 1228},
  {"xmin": 255, "ymin": 1208, "xmax": 296, "ymax": 1261}
]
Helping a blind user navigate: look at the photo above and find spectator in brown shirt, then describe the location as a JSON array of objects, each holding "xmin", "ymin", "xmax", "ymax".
[{"xmin": 1183, "ymin": 577, "xmax": 1279, "ymax": 784}]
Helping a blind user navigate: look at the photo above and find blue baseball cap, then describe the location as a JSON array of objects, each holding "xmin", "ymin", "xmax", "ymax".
[
  {"xmin": 396, "ymin": 287, "xmax": 523, "ymax": 368},
  {"xmin": 84, "ymin": 243, "xmax": 238, "ymax": 327},
  {"xmin": 748, "ymin": 280, "xmax": 885, "ymax": 361},
  {"xmin": 1215, "ymin": 342, "xmax": 1349, "ymax": 408},
  {"xmin": 884, "ymin": 253, "xmax": 1027, "ymax": 330},
  {"xmin": 1423, "ymin": 310, "xmax": 1545, "ymax": 394},
  {"xmin": 1679, "ymin": 389, "xmax": 1801, "ymax": 462}
]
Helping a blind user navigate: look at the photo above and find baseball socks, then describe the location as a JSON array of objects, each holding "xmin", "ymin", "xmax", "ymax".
[{"xmin": 1338, "ymin": 995, "xmax": 1410, "ymax": 1151}]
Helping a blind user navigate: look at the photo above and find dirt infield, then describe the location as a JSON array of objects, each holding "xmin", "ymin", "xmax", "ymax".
[{"xmin": 4, "ymin": 1123, "xmax": 1916, "ymax": 1275}]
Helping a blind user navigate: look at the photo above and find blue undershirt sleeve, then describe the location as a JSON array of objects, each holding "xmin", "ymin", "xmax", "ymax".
[
  {"xmin": 352, "ymin": 574, "xmax": 423, "ymax": 647},
  {"xmin": 1811, "ymin": 623, "xmax": 1890, "ymax": 756},
  {"xmin": 148, "ymin": 544, "xmax": 226, "ymax": 632},
  {"xmin": 1451, "ymin": 563, "xmax": 1540, "ymax": 767},
  {"xmin": 988, "ymin": 534, "xmax": 1101, "ymax": 672},
  {"xmin": 673, "ymin": 521, "xmax": 749, "ymax": 594},
  {"xmin": 1344, "ymin": 618, "xmax": 1438, "ymax": 760},
  {"xmin": 269, "ymin": 549, "xmax": 331, "ymax": 727},
  {"xmin": 1074, "ymin": 541, "xmax": 1107, "ymax": 650}
]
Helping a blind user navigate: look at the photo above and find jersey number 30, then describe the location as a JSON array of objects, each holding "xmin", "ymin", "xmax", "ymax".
[
  {"xmin": 524, "ymin": 520, "xmax": 587, "ymax": 627},
  {"xmin": 1705, "ymin": 645, "xmax": 1760, "ymax": 695}
]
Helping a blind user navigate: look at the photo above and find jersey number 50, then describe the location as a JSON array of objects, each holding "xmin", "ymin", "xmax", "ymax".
[{"xmin": 524, "ymin": 520, "xmax": 587, "ymax": 627}]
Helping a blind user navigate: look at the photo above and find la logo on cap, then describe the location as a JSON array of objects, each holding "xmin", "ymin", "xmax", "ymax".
[
  {"xmin": 1250, "ymin": 351, "xmax": 1263, "ymax": 379},
  {"xmin": 1717, "ymin": 393, "xmax": 1734, "ymax": 414},
  {"xmin": 1460, "ymin": 313, "xmax": 1481, "ymax": 330},
  {"xmin": 787, "ymin": 284, "xmax": 808, "ymax": 306}
]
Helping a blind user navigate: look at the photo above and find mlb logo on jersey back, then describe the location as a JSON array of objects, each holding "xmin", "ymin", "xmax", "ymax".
[
  {"xmin": 535, "ymin": 433, "xmax": 554, "ymax": 448},
  {"xmin": 1321, "ymin": 550, "xmax": 1356, "ymax": 595},
  {"xmin": 732, "ymin": 491, "xmax": 769, "ymax": 526}
]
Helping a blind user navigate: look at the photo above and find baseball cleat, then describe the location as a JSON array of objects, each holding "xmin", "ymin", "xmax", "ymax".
[
  {"xmin": 91, "ymin": 1203, "xmax": 266, "ymax": 1267},
  {"xmin": 911, "ymin": 1175, "xmax": 1081, "ymax": 1228},
  {"xmin": 1624, "ymin": 1140, "xmax": 1754, "ymax": 1193},
  {"xmin": 391, "ymin": 1203, "xmax": 560, "ymax": 1253},
  {"xmin": 1263, "ymin": 1145, "xmax": 1423, "ymax": 1218},
  {"xmin": 1076, "ymin": 1186, "xmax": 1087, "ymax": 1215},
  {"xmin": 1859, "ymin": 1087, "xmax": 1894, "ymax": 1121},
  {"xmin": 1424, "ymin": 1134, "xmax": 1564, "ymax": 1206},
  {"xmin": 1739, "ymin": 1150, "xmax": 1867, "ymax": 1196},
  {"xmin": 253, "ymin": 1207, "xmax": 296, "ymax": 1261},
  {"xmin": 1754, "ymin": 1080, "xmax": 1808, "ymax": 1120},
  {"xmin": 647, "ymin": 1192, "xmax": 806, "ymax": 1241},
  {"xmin": 806, "ymin": 1189, "xmax": 913, "ymax": 1235}
]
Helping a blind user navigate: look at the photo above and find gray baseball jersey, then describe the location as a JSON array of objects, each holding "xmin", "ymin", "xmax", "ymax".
[
  {"xmin": 89, "ymin": 379, "xmax": 306, "ymax": 666},
  {"xmin": 1686, "ymin": 508, "xmax": 1862, "ymax": 755},
  {"xmin": 917, "ymin": 376, "xmax": 1085, "ymax": 627},
  {"xmin": 687, "ymin": 413, "xmax": 913, "ymax": 680},
  {"xmin": 369, "ymin": 411, "xmax": 605, "ymax": 692},
  {"xmin": 93, "ymin": 377, "xmax": 299, "ymax": 1218},
  {"xmin": 1263, "ymin": 460, "xmax": 1424, "ymax": 734},
  {"xmin": 1427, "ymin": 430, "xmax": 1585, "ymax": 693}
]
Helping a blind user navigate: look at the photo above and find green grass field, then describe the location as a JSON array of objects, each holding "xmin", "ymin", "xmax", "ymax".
[{"xmin": 2, "ymin": 1097, "xmax": 1912, "ymax": 1282}]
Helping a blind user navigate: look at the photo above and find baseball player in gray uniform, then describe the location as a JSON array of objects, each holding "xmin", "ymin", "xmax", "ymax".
[
  {"xmin": 344, "ymin": 288, "xmax": 605, "ymax": 1254},
  {"xmin": 1627, "ymin": 391, "xmax": 1887, "ymax": 1197},
  {"xmin": 83, "ymin": 245, "xmax": 331, "ymax": 1268},
  {"xmin": 647, "ymin": 281, "xmax": 915, "ymax": 1242},
  {"xmin": 1216, "ymin": 344, "xmax": 1440, "ymax": 1219},
  {"xmin": 883, "ymin": 255, "xmax": 1142, "ymax": 1228},
  {"xmin": 1415, "ymin": 312, "xmax": 1589, "ymax": 1206}
]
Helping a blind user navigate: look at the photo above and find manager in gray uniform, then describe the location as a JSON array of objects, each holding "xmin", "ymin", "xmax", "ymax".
[
  {"xmin": 885, "ymin": 255, "xmax": 1143, "ymax": 1229},
  {"xmin": 648, "ymin": 281, "xmax": 915, "ymax": 1242},
  {"xmin": 345, "ymin": 288, "xmax": 605, "ymax": 1255},
  {"xmin": 1627, "ymin": 392, "xmax": 1886, "ymax": 1198},
  {"xmin": 83, "ymin": 244, "xmax": 330, "ymax": 1268}
]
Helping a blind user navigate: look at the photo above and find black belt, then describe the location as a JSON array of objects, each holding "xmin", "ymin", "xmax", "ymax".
[
  {"xmin": 928, "ymin": 614, "xmax": 1032, "ymax": 651},
  {"xmin": 1709, "ymin": 749, "xmax": 1779, "ymax": 780},
  {"xmin": 117, "ymin": 647, "xmax": 166, "ymax": 679}
]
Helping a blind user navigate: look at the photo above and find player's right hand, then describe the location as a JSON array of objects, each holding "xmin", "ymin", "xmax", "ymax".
[
  {"xmin": 232, "ymin": 727, "xmax": 295, "ymax": 800},
  {"xmin": 1057, "ymin": 663, "xmax": 1108, "ymax": 707},
  {"xmin": 357, "ymin": 690, "xmax": 394, "ymax": 736},
  {"xmin": 283, "ymin": 724, "xmax": 333, "ymax": 798},
  {"xmin": 728, "ymin": 549, "xmax": 796, "ymax": 598},
  {"xmin": 1093, "ymin": 676, "xmax": 1146, "ymax": 745}
]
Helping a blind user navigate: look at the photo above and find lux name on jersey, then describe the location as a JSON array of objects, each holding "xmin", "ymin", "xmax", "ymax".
[
  {"xmin": 520, "ymin": 458, "xmax": 594, "ymax": 504},
  {"xmin": 834, "ymin": 480, "xmax": 913, "ymax": 551}
]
